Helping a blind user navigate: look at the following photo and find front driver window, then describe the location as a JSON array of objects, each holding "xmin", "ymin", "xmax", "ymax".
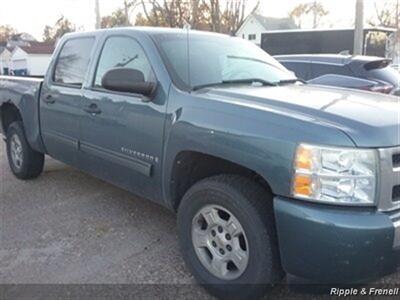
[{"xmin": 94, "ymin": 36, "xmax": 153, "ymax": 88}]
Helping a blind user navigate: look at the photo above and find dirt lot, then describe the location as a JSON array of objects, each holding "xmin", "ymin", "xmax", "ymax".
[{"xmin": 0, "ymin": 143, "xmax": 398, "ymax": 299}]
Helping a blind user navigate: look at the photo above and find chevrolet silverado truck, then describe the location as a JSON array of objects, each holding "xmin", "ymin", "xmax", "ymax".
[{"xmin": 0, "ymin": 28, "xmax": 399, "ymax": 299}]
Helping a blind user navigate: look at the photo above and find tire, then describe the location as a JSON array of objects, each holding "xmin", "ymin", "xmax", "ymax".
[
  {"xmin": 177, "ymin": 175, "xmax": 283, "ymax": 300},
  {"xmin": 6, "ymin": 121, "xmax": 44, "ymax": 179}
]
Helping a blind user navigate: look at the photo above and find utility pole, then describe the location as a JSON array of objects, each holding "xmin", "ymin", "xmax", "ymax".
[
  {"xmin": 353, "ymin": 0, "xmax": 364, "ymax": 55},
  {"xmin": 396, "ymin": 0, "xmax": 399, "ymax": 64},
  {"xmin": 95, "ymin": 0, "xmax": 101, "ymax": 29},
  {"xmin": 124, "ymin": 0, "xmax": 130, "ymax": 26},
  {"xmin": 396, "ymin": 0, "xmax": 399, "ymax": 35},
  {"xmin": 313, "ymin": 0, "xmax": 318, "ymax": 29}
]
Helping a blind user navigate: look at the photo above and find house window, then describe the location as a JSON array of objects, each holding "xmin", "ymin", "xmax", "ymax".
[{"xmin": 248, "ymin": 34, "xmax": 256, "ymax": 41}]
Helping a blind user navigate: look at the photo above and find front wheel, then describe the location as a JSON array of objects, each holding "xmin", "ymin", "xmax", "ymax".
[
  {"xmin": 177, "ymin": 175, "xmax": 283, "ymax": 300},
  {"xmin": 6, "ymin": 121, "xmax": 44, "ymax": 179}
]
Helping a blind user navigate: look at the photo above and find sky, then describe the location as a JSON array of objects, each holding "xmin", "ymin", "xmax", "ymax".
[{"xmin": 0, "ymin": 0, "xmax": 387, "ymax": 41}]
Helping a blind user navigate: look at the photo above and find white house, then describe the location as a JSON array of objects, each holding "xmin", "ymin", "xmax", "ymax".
[
  {"xmin": 0, "ymin": 47, "xmax": 12, "ymax": 75},
  {"xmin": 236, "ymin": 14, "xmax": 297, "ymax": 46},
  {"xmin": 10, "ymin": 42, "xmax": 55, "ymax": 76}
]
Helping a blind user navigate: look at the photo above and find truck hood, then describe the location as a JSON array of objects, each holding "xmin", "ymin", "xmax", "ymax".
[{"xmin": 203, "ymin": 84, "xmax": 400, "ymax": 148}]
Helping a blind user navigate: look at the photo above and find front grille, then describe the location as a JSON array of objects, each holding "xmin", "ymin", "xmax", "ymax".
[
  {"xmin": 393, "ymin": 185, "xmax": 400, "ymax": 202},
  {"xmin": 378, "ymin": 147, "xmax": 400, "ymax": 211},
  {"xmin": 393, "ymin": 153, "xmax": 400, "ymax": 169}
]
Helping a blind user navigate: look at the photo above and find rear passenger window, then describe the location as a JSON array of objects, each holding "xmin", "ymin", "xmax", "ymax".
[
  {"xmin": 94, "ymin": 36, "xmax": 153, "ymax": 88},
  {"xmin": 311, "ymin": 63, "xmax": 352, "ymax": 78},
  {"xmin": 53, "ymin": 38, "xmax": 95, "ymax": 87}
]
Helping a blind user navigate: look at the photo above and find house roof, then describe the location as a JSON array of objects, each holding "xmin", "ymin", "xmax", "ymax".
[
  {"xmin": 0, "ymin": 46, "xmax": 12, "ymax": 56},
  {"xmin": 0, "ymin": 42, "xmax": 6, "ymax": 54},
  {"xmin": 9, "ymin": 32, "xmax": 36, "ymax": 42},
  {"xmin": 19, "ymin": 42, "xmax": 55, "ymax": 54},
  {"xmin": 252, "ymin": 14, "xmax": 297, "ymax": 31}
]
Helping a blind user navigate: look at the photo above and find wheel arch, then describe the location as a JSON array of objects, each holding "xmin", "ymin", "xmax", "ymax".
[
  {"xmin": 0, "ymin": 102, "xmax": 23, "ymax": 135},
  {"xmin": 168, "ymin": 150, "xmax": 274, "ymax": 211}
]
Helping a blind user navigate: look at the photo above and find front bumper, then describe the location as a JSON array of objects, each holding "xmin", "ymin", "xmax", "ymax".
[{"xmin": 274, "ymin": 196, "xmax": 400, "ymax": 283}]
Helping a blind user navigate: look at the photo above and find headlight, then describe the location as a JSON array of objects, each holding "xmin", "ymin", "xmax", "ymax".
[{"xmin": 292, "ymin": 144, "xmax": 377, "ymax": 205}]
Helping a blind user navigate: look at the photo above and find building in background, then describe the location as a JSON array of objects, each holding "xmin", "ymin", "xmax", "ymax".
[
  {"xmin": 0, "ymin": 45, "xmax": 12, "ymax": 75},
  {"xmin": 10, "ymin": 42, "xmax": 55, "ymax": 76},
  {"xmin": 0, "ymin": 33, "xmax": 55, "ymax": 76},
  {"xmin": 260, "ymin": 27, "xmax": 396, "ymax": 57},
  {"xmin": 236, "ymin": 14, "xmax": 297, "ymax": 46},
  {"xmin": 7, "ymin": 33, "xmax": 36, "ymax": 48}
]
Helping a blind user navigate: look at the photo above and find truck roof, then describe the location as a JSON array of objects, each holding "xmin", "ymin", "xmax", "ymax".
[{"xmin": 63, "ymin": 26, "xmax": 228, "ymax": 39}]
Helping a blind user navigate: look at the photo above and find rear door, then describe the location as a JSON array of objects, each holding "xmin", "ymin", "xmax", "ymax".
[{"xmin": 40, "ymin": 37, "xmax": 96, "ymax": 166}]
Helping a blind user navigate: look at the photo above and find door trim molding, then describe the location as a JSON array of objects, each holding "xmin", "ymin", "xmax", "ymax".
[
  {"xmin": 42, "ymin": 130, "xmax": 79, "ymax": 149},
  {"xmin": 80, "ymin": 141, "xmax": 152, "ymax": 177}
]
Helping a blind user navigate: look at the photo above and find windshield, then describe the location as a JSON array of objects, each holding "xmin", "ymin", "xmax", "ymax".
[{"xmin": 153, "ymin": 32, "xmax": 296, "ymax": 90}]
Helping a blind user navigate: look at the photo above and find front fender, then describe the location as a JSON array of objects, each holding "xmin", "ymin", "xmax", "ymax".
[{"xmin": 161, "ymin": 88, "xmax": 355, "ymax": 208}]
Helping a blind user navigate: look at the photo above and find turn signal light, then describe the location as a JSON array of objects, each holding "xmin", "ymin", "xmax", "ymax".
[{"xmin": 293, "ymin": 174, "xmax": 313, "ymax": 197}]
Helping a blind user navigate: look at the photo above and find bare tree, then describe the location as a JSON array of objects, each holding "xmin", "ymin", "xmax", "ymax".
[
  {"xmin": 43, "ymin": 16, "xmax": 76, "ymax": 42},
  {"xmin": 122, "ymin": 0, "xmax": 141, "ymax": 25},
  {"xmin": 101, "ymin": 8, "xmax": 130, "ymax": 28},
  {"xmin": 191, "ymin": 0, "xmax": 200, "ymax": 28},
  {"xmin": 0, "ymin": 25, "xmax": 17, "ymax": 43},
  {"xmin": 289, "ymin": 1, "xmax": 329, "ymax": 29},
  {"xmin": 289, "ymin": 4, "xmax": 307, "ymax": 28},
  {"xmin": 221, "ymin": 0, "xmax": 248, "ymax": 35},
  {"xmin": 308, "ymin": 1, "xmax": 329, "ymax": 28},
  {"xmin": 135, "ymin": 0, "xmax": 258, "ymax": 34},
  {"xmin": 369, "ymin": 0, "xmax": 400, "ymax": 29}
]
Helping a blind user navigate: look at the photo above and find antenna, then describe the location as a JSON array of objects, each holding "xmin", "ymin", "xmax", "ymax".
[{"xmin": 183, "ymin": 22, "xmax": 192, "ymax": 92}]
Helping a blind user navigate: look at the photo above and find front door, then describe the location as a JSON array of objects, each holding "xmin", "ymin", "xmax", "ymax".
[
  {"xmin": 40, "ymin": 37, "xmax": 95, "ymax": 166},
  {"xmin": 80, "ymin": 35, "xmax": 167, "ymax": 201}
]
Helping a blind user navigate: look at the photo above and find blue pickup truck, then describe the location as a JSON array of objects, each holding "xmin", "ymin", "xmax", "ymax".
[{"xmin": 0, "ymin": 28, "xmax": 399, "ymax": 299}]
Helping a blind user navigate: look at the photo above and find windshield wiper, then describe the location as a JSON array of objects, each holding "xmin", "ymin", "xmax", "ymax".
[
  {"xmin": 223, "ymin": 78, "xmax": 278, "ymax": 86},
  {"xmin": 278, "ymin": 78, "xmax": 307, "ymax": 85},
  {"xmin": 192, "ymin": 78, "xmax": 277, "ymax": 91}
]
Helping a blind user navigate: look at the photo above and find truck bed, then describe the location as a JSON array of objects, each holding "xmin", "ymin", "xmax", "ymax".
[{"xmin": 0, "ymin": 75, "xmax": 45, "ymax": 152}]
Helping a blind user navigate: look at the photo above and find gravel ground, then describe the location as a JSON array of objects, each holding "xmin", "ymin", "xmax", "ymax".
[{"xmin": 0, "ymin": 143, "xmax": 398, "ymax": 299}]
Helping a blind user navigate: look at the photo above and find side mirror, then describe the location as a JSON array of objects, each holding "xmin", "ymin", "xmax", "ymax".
[{"xmin": 101, "ymin": 68, "xmax": 156, "ymax": 98}]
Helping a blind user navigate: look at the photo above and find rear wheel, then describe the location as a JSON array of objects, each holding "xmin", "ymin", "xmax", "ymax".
[
  {"xmin": 177, "ymin": 175, "xmax": 283, "ymax": 300},
  {"xmin": 6, "ymin": 121, "xmax": 44, "ymax": 179}
]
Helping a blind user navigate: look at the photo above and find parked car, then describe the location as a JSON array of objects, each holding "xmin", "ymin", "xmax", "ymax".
[
  {"xmin": 1, "ymin": 28, "xmax": 399, "ymax": 300},
  {"xmin": 275, "ymin": 54, "xmax": 400, "ymax": 95}
]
